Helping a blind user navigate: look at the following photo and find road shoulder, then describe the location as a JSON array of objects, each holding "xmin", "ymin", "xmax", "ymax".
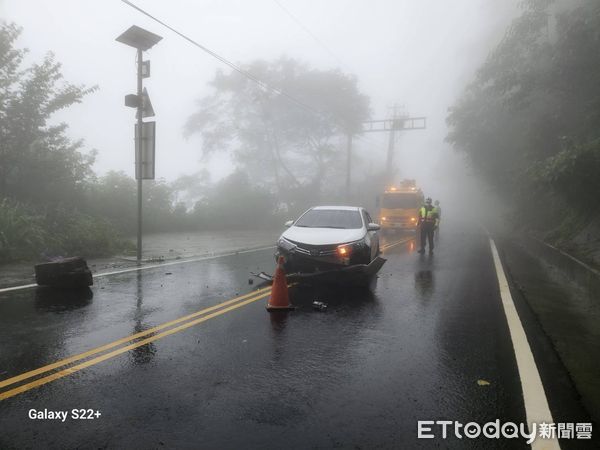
[{"xmin": 495, "ymin": 236, "xmax": 600, "ymax": 448}]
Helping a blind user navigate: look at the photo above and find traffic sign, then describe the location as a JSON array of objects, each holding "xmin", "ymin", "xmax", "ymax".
[
  {"xmin": 136, "ymin": 87, "xmax": 155, "ymax": 119},
  {"xmin": 135, "ymin": 121, "xmax": 156, "ymax": 180}
]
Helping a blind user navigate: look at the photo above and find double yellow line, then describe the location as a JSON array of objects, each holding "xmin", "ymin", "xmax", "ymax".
[
  {"xmin": 0, "ymin": 287, "xmax": 272, "ymax": 401},
  {"xmin": 1, "ymin": 238, "xmax": 412, "ymax": 401},
  {"xmin": 381, "ymin": 236, "xmax": 414, "ymax": 252}
]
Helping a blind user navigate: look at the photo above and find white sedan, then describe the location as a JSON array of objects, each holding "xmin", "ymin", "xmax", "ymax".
[{"xmin": 275, "ymin": 206, "xmax": 381, "ymax": 273}]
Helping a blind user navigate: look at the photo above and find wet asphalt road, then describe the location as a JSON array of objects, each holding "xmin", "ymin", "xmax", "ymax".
[{"xmin": 0, "ymin": 221, "xmax": 594, "ymax": 449}]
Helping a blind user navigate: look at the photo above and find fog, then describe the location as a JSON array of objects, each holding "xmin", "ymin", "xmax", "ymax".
[
  {"xmin": 1, "ymin": 0, "xmax": 519, "ymax": 203},
  {"xmin": 4, "ymin": 3, "xmax": 600, "ymax": 442}
]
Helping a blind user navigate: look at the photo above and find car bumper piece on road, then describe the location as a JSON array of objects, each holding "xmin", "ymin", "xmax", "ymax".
[{"xmin": 253, "ymin": 256, "xmax": 386, "ymax": 287}]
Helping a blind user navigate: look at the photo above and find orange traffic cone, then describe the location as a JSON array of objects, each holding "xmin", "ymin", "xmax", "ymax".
[{"xmin": 266, "ymin": 256, "xmax": 295, "ymax": 311}]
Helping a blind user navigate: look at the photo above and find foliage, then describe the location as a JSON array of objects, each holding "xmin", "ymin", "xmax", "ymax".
[
  {"xmin": 0, "ymin": 198, "xmax": 47, "ymax": 261},
  {"xmin": 0, "ymin": 198, "xmax": 133, "ymax": 263},
  {"xmin": 531, "ymin": 138, "xmax": 600, "ymax": 209},
  {"xmin": 0, "ymin": 23, "xmax": 136, "ymax": 262},
  {"xmin": 0, "ymin": 26, "xmax": 367, "ymax": 262},
  {"xmin": 42, "ymin": 205, "xmax": 133, "ymax": 258},
  {"xmin": 170, "ymin": 169, "xmax": 211, "ymax": 207},
  {"xmin": 446, "ymin": 0, "xmax": 600, "ymax": 231},
  {"xmin": 0, "ymin": 23, "xmax": 97, "ymax": 205},
  {"xmin": 87, "ymin": 171, "xmax": 195, "ymax": 234},
  {"xmin": 192, "ymin": 171, "xmax": 278, "ymax": 229},
  {"xmin": 185, "ymin": 57, "xmax": 370, "ymax": 209},
  {"xmin": 85, "ymin": 171, "xmax": 137, "ymax": 233}
]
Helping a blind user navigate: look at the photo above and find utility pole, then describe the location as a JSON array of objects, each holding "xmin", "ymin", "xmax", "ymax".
[
  {"xmin": 362, "ymin": 110, "xmax": 426, "ymax": 186},
  {"xmin": 385, "ymin": 104, "xmax": 404, "ymax": 184},
  {"xmin": 386, "ymin": 123, "xmax": 397, "ymax": 185},
  {"xmin": 345, "ymin": 133, "xmax": 353, "ymax": 201},
  {"xmin": 344, "ymin": 107, "xmax": 426, "ymax": 198}
]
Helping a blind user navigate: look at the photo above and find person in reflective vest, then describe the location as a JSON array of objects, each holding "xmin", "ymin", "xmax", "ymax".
[{"xmin": 418, "ymin": 197, "xmax": 439, "ymax": 254}]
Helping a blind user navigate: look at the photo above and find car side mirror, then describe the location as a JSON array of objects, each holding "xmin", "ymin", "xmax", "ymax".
[
  {"xmin": 284, "ymin": 220, "xmax": 294, "ymax": 228},
  {"xmin": 367, "ymin": 223, "xmax": 380, "ymax": 231}
]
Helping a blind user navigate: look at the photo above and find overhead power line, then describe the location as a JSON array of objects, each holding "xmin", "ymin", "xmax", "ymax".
[
  {"xmin": 272, "ymin": 0, "xmax": 346, "ymax": 68},
  {"xmin": 121, "ymin": 0, "xmax": 383, "ymax": 149},
  {"xmin": 122, "ymin": 0, "xmax": 323, "ymax": 118}
]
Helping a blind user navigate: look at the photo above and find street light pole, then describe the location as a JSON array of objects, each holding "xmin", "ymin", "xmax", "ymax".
[
  {"xmin": 136, "ymin": 47, "xmax": 143, "ymax": 263},
  {"xmin": 116, "ymin": 25, "xmax": 162, "ymax": 265}
]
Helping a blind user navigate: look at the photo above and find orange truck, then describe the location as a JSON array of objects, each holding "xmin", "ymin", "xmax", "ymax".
[{"xmin": 377, "ymin": 180, "xmax": 424, "ymax": 232}]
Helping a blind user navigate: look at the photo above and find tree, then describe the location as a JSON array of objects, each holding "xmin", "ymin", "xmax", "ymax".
[
  {"xmin": 192, "ymin": 171, "xmax": 277, "ymax": 229},
  {"xmin": 185, "ymin": 57, "xmax": 370, "ymax": 209},
  {"xmin": 88, "ymin": 171, "xmax": 137, "ymax": 233},
  {"xmin": 170, "ymin": 169, "xmax": 211, "ymax": 207},
  {"xmin": 446, "ymin": 0, "xmax": 600, "ymax": 226},
  {"xmin": 0, "ymin": 23, "xmax": 97, "ymax": 206},
  {"xmin": 88, "ymin": 171, "xmax": 190, "ymax": 233}
]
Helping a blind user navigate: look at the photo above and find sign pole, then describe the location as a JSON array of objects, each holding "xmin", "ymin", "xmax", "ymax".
[
  {"xmin": 116, "ymin": 25, "xmax": 162, "ymax": 264},
  {"xmin": 136, "ymin": 47, "xmax": 143, "ymax": 264}
]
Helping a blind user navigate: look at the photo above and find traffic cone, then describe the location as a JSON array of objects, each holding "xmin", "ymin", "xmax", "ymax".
[{"xmin": 266, "ymin": 256, "xmax": 295, "ymax": 311}]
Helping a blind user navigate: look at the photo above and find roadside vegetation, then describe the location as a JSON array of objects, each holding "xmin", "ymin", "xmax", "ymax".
[
  {"xmin": 446, "ymin": 0, "xmax": 600, "ymax": 264},
  {"xmin": 0, "ymin": 23, "xmax": 124, "ymax": 263},
  {"xmin": 0, "ymin": 23, "xmax": 371, "ymax": 263}
]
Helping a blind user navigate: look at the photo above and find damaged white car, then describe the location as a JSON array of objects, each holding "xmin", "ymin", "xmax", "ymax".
[{"xmin": 275, "ymin": 206, "xmax": 381, "ymax": 274}]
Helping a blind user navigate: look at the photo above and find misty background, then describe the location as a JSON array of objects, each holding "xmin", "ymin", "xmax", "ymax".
[
  {"xmin": 2, "ymin": 0, "xmax": 598, "ymax": 265},
  {"xmin": 1, "ymin": 0, "xmax": 516, "ymax": 183}
]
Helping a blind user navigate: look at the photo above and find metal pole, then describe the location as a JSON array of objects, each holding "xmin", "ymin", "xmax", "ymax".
[
  {"xmin": 136, "ymin": 48, "xmax": 143, "ymax": 264},
  {"xmin": 346, "ymin": 133, "xmax": 352, "ymax": 201},
  {"xmin": 386, "ymin": 124, "xmax": 396, "ymax": 185}
]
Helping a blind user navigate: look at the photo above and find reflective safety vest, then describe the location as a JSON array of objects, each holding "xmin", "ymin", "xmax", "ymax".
[{"xmin": 419, "ymin": 205, "xmax": 438, "ymax": 223}]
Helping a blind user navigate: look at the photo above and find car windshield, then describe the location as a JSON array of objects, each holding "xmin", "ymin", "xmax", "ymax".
[
  {"xmin": 381, "ymin": 193, "xmax": 419, "ymax": 209},
  {"xmin": 294, "ymin": 209, "xmax": 363, "ymax": 229}
]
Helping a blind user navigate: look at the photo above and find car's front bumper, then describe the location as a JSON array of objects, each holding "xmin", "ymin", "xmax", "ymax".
[
  {"xmin": 275, "ymin": 239, "xmax": 370, "ymax": 273},
  {"xmin": 259, "ymin": 255, "xmax": 387, "ymax": 286}
]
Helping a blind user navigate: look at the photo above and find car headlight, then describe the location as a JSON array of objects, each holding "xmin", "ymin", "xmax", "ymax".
[
  {"xmin": 336, "ymin": 238, "xmax": 367, "ymax": 257},
  {"xmin": 277, "ymin": 237, "xmax": 296, "ymax": 251},
  {"xmin": 337, "ymin": 245, "xmax": 350, "ymax": 256}
]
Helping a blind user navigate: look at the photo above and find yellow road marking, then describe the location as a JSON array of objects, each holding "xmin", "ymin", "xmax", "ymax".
[
  {"xmin": 0, "ymin": 291, "xmax": 270, "ymax": 401},
  {"xmin": 381, "ymin": 236, "xmax": 413, "ymax": 251},
  {"xmin": 1, "ymin": 239, "xmax": 408, "ymax": 400},
  {"xmin": 0, "ymin": 286, "xmax": 271, "ymax": 390}
]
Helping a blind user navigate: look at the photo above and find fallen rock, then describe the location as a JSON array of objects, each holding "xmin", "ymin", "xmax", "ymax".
[{"xmin": 35, "ymin": 257, "xmax": 93, "ymax": 288}]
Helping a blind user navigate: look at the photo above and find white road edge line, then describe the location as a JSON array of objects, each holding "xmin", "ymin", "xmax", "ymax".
[
  {"xmin": 489, "ymin": 238, "xmax": 560, "ymax": 450},
  {"xmin": 0, "ymin": 283, "xmax": 38, "ymax": 294},
  {"xmin": 2, "ymin": 236, "xmax": 412, "ymax": 295},
  {"xmin": 0, "ymin": 245, "xmax": 276, "ymax": 295}
]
